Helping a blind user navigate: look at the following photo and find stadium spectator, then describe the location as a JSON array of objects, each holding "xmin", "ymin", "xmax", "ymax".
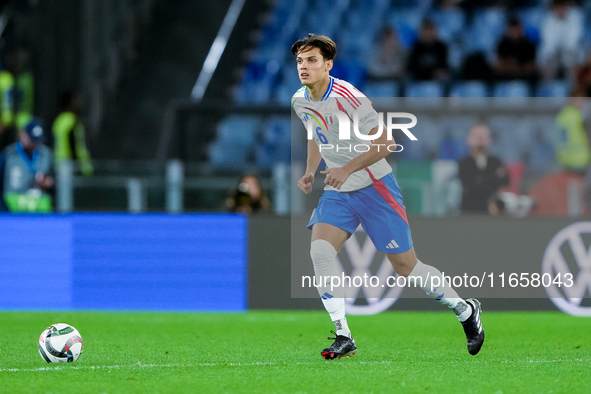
[
  {"xmin": 0, "ymin": 120, "xmax": 53, "ymax": 212},
  {"xmin": 53, "ymin": 90, "xmax": 93, "ymax": 176},
  {"xmin": 226, "ymin": 174, "xmax": 270, "ymax": 214},
  {"xmin": 406, "ymin": 19, "xmax": 449, "ymax": 81},
  {"xmin": 494, "ymin": 17, "xmax": 538, "ymax": 82},
  {"xmin": 460, "ymin": 52, "xmax": 494, "ymax": 82},
  {"xmin": 366, "ymin": 27, "xmax": 406, "ymax": 81},
  {"xmin": 458, "ymin": 124, "xmax": 510, "ymax": 214},
  {"xmin": 554, "ymin": 91, "xmax": 590, "ymax": 174},
  {"xmin": 0, "ymin": 48, "xmax": 34, "ymax": 150},
  {"xmin": 538, "ymin": 0, "xmax": 583, "ymax": 80}
]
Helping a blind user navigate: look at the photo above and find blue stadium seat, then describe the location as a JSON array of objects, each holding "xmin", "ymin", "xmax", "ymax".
[
  {"xmin": 390, "ymin": 0, "xmax": 426, "ymax": 9},
  {"xmin": 330, "ymin": 61, "xmax": 367, "ymax": 88},
  {"xmin": 450, "ymin": 81, "xmax": 489, "ymax": 97},
  {"xmin": 536, "ymin": 80, "xmax": 569, "ymax": 97},
  {"xmin": 274, "ymin": 82, "xmax": 297, "ymax": 105},
  {"xmin": 209, "ymin": 142, "xmax": 248, "ymax": 168},
  {"xmin": 256, "ymin": 117, "xmax": 292, "ymax": 167},
  {"xmin": 468, "ymin": 9, "xmax": 506, "ymax": 55},
  {"xmin": 209, "ymin": 116, "xmax": 262, "ymax": 168},
  {"xmin": 389, "ymin": 8, "xmax": 424, "ymax": 32},
  {"xmin": 363, "ymin": 81, "xmax": 399, "ymax": 97},
  {"xmin": 396, "ymin": 25, "xmax": 419, "ymax": 49},
  {"xmin": 529, "ymin": 137, "xmax": 555, "ymax": 171},
  {"xmin": 304, "ymin": 9, "xmax": 340, "ymax": 38},
  {"xmin": 523, "ymin": 26, "xmax": 540, "ymax": 46},
  {"xmin": 236, "ymin": 59, "xmax": 282, "ymax": 104},
  {"xmin": 466, "ymin": 28, "xmax": 500, "ymax": 55},
  {"xmin": 405, "ymin": 81, "xmax": 444, "ymax": 107},
  {"xmin": 447, "ymin": 42, "xmax": 465, "ymax": 71},
  {"xmin": 494, "ymin": 81, "xmax": 530, "ymax": 97},
  {"xmin": 262, "ymin": 117, "xmax": 291, "ymax": 147},
  {"xmin": 235, "ymin": 81, "xmax": 272, "ymax": 104},
  {"xmin": 273, "ymin": 65, "xmax": 302, "ymax": 104},
  {"xmin": 406, "ymin": 81, "xmax": 444, "ymax": 97},
  {"xmin": 216, "ymin": 116, "xmax": 260, "ymax": 147},
  {"xmin": 438, "ymin": 138, "xmax": 467, "ymax": 161},
  {"xmin": 533, "ymin": 80, "xmax": 569, "ymax": 108},
  {"xmin": 441, "ymin": 115, "xmax": 479, "ymax": 144},
  {"xmin": 489, "ymin": 116, "xmax": 531, "ymax": 162},
  {"xmin": 519, "ymin": 7, "xmax": 543, "ymax": 29},
  {"xmin": 407, "ymin": 115, "xmax": 440, "ymax": 154},
  {"xmin": 244, "ymin": 60, "xmax": 280, "ymax": 83},
  {"xmin": 337, "ymin": 30, "xmax": 376, "ymax": 62},
  {"xmin": 431, "ymin": 8, "xmax": 465, "ymax": 42},
  {"xmin": 473, "ymin": 8, "xmax": 506, "ymax": 35},
  {"xmin": 493, "ymin": 81, "xmax": 531, "ymax": 107},
  {"xmin": 352, "ymin": 0, "xmax": 391, "ymax": 12}
]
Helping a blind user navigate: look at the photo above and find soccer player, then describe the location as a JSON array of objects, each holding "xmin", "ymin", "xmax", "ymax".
[{"xmin": 291, "ymin": 34, "xmax": 484, "ymax": 360}]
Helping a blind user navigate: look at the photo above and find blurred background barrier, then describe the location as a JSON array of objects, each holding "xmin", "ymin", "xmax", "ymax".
[
  {"xmin": 0, "ymin": 213, "xmax": 247, "ymax": 311},
  {"xmin": 0, "ymin": 213, "xmax": 588, "ymax": 313},
  {"xmin": 1, "ymin": 1, "xmax": 589, "ymax": 216}
]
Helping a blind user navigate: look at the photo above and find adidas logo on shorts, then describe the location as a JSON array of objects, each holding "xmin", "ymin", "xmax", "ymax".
[{"xmin": 385, "ymin": 239, "xmax": 399, "ymax": 249}]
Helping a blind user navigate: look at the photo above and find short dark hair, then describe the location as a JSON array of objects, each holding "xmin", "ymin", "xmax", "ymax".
[{"xmin": 291, "ymin": 33, "xmax": 337, "ymax": 61}]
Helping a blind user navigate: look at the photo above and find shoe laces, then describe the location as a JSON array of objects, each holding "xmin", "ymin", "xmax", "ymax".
[{"xmin": 327, "ymin": 330, "xmax": 338, "ymax": 341}]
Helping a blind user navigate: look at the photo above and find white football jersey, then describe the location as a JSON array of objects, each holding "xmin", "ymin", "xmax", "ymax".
[{"xmin": 292, "ymin": 76, "xmax": 393, "ymax": 192}]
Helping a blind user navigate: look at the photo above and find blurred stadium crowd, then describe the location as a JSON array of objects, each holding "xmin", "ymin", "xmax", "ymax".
[
  {"xmin": 208, "ymin": 0, "xmax": 591, "ymax": 216},
  {"xmin": 236, "ymin": 0, "xmax": 591, "ymax": 102}
]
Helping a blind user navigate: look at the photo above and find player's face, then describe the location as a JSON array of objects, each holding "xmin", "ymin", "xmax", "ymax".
[{"xmin": 296, "ymin": 47, "xmax": 331, "ymax": 86}]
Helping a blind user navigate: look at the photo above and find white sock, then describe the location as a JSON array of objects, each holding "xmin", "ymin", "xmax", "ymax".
[
  {"xmin": 333, "ymin": 317, "xmax": 351, "ymax": 338},
  {"xmin": 407, "ymin": 260, "xmax": 472, "ymax": 322},
  {"xmin": 310, "ymin": 239, "xmax": 351, "ymax": 337}
]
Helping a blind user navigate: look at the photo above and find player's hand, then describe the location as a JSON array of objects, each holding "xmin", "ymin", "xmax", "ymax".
[
  {"xmin": 298, "ymin": 173, "xmax": 314, "ymax": 194},
  {"xmin": 321, "ymin": 167, "xmax": 351, "ymax": 190}
]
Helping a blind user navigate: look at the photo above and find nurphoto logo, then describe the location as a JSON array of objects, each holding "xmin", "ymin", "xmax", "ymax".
[{"xmin": 304, "ymin": 111, "xmax": 417, "ymax": 153}]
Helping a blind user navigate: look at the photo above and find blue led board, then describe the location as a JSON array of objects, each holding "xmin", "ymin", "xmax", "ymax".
[{"xmin": 0, "ymin": 214, "xmax": 247, "ymax": 311}]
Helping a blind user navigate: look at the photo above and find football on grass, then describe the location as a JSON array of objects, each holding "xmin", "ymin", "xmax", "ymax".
[{"xmin": 38, "ymin": 323, "xmax": 83, "ymax": 363}]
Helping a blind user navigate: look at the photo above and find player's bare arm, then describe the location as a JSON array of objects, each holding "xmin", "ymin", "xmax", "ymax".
[
  {"xmin": 298, "ymin": 139, "xmax": 322, "ymax": 194},
  {"xmin": 321, "ymin": 125, "xmax": 392, "ymax": 189}
]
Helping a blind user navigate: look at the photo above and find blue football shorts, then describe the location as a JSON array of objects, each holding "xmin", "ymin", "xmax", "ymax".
[{"xmin": 307, "ymin": 173, "xmax": 413, "ymax": 254}]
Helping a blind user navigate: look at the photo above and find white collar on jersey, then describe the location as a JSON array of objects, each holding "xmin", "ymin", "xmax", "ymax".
[{"xmin": 304, "ymin": 76, "xmax": 334, "ymax": 102}]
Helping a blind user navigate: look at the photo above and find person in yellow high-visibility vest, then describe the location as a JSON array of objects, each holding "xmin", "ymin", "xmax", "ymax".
[
  {"xmin": 53, "ymin": 91, "xmax": 93, "ymax": 176},
  {"xmin": 555, "ymin": 92, "xmax": 590, "ymax": 173},
  {"xmin": 11, "ymin": 48, "xmax": 34, "ymax": 130},
  {"xmin": 0, "ymin": 48, "xmax": 35, "ymax": 150},
  {"xmin": 0, "ymin": 67, "xmax": 14, "ymax": 150}
]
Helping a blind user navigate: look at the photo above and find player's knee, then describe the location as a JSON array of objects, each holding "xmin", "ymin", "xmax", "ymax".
[
  {"xmin": 387, "ymin": 254, "xmax": 417, "ymax": 277},
  {"xmin": 310, "ymin": 239, "xmax": 337, "ymax": 267}
]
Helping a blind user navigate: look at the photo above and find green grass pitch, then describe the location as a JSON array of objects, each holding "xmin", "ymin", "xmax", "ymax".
[{"xmin": 1, "ymin": 310, "xmax": 590, "ymax": 393}]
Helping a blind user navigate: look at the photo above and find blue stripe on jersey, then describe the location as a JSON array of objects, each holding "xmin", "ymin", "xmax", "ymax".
[
  {"xmin": 303, "ymin": 77, "xmax": 333, "ymax": 102},
  {"xmin": 322, "ymin": 77, "xmax": 334, "ymax": 101}
]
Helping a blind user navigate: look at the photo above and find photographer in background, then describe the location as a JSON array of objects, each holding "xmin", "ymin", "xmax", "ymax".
[
  {"xmin": 0, "ymin": 120, "xmax": 53, "ymax": 212},
  {"xmin": 226, "ymin": 174, "xmax": 270, "ymax": 215}
]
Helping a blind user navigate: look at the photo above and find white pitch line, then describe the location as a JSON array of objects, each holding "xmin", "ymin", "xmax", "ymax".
[{"xmin": 2, "ymin": 358, "xmax": 590, "ymax": 373}]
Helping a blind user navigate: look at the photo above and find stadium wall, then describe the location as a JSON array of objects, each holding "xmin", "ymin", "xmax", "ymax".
[{"xmin": 0, "ymin": 214, "xmax": 248, "ymax": 311}]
